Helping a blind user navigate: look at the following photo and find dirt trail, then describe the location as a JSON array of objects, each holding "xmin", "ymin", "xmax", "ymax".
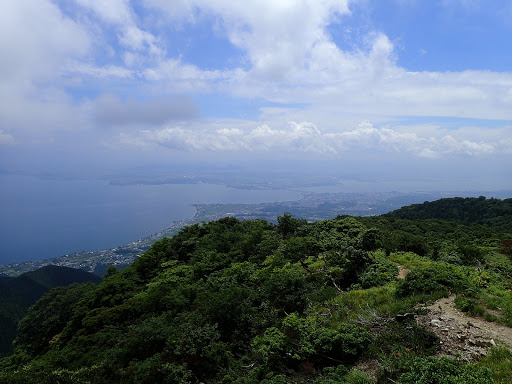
[{"xmin": 416, "ymin": 295, "xmax": 512, "ymax": 362}]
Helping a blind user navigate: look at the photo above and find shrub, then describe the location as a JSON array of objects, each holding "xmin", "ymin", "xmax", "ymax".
[
  {"xmin": 395, "ymin": 263, "xmax": 475, "ymax": 297},
  {"xmin": 397, "ymin": 356, "xmax": 493, "ymax": 384},
  {"xmin": 456, "ymin": 243, "xmax": 486, "ymax": 266},
  {"xmin": 253, "ymin": 313, "xmax": 373, "ymax": 368},
  {"xmin": 315, "ymin": 366, "xmax": 373, "ymax": 384},
  {"xmin": 258, "ymin": 263, "xmax": 311, "ymax": 314},
  {"xmin": 373, "ymin": 321, "xmax": 438, "ymax": 357},
  {"xmin": 454, "ymin": 295, "xmax": 486, "ymax": 317},
  {"xmin": 358, "ymin": 253, "xmax": 398, "ymax": 289},
  {"xmin": 343, "ymin": 370, "xmax": 374, "ymax": 384}
]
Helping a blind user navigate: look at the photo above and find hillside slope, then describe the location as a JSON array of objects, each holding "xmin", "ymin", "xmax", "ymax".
[
  {"xmin": 0, "ymin": 266, "xmax": 101, "ymax": 357},
  {"xmin": 385, "ymin": 196, "xmax": 512, "ymax": 229}
]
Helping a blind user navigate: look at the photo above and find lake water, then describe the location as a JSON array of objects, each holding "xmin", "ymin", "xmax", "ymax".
[{"xmin": 0, "ymin": 175, "xmax": 302, "ymax": 265}]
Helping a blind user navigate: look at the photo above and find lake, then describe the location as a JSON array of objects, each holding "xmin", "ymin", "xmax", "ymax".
[{"xmin": 0, "ymin": 174, "xmax": 302, "ymax": 265}]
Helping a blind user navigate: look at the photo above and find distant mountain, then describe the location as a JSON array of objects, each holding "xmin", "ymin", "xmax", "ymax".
[
  {"xmin": 385, "ymin": 196, "xmax": 512, "ymax": 228},
  {"xmin": 0, "ymin": 265, "xmax": 101, "ymax": 357}
]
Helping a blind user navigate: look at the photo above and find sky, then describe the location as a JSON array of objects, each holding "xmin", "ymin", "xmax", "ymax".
[{"xmin": 1, "ymin": 0, "xmax": 512, "ymax": 190}]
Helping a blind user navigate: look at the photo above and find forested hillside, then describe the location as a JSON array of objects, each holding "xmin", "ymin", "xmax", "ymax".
[
  {"xmin": 1, "ymin": 198, "xmax": 511, "ymax": 383},
  {"xmin": 0, "ymin": 266, "xmax": 102, "ymax": 357},
  {"xmin": 385, "ymin": 196, "xmax": 512, "ymax": 229}
]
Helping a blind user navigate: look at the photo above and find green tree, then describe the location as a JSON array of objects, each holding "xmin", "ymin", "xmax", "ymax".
[{"xmin": 14, "ymin": 283, "xmax": 96, "ymax": 357}]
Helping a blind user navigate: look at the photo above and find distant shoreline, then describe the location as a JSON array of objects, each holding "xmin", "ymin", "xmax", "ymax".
[{"xmin": 2, "ymin": 189, "xmax": 511, "ymax": 277}]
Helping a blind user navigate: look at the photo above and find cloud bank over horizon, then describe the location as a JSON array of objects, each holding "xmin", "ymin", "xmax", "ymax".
[
  {"xmin": 1, "ymin": 0, "xmax": 511, "ymax": 189},
  {"xmin": 123, "ymin": 120, "xmax": 512, "ymax": 159}
]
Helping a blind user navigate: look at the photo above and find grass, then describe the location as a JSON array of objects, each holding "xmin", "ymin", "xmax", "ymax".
[
  {"xmin": 325, "ymin": 283, "xmax": 446, "ymax": 328},
  {"xmin": 478, "ymin": 348, "xmax": 512, "ymax": 384},
  {"xmin": 388, "ymin": 252, "xmax": 433, "ymax": 270}
]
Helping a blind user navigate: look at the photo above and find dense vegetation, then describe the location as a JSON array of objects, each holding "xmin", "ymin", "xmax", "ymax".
[
  {"xmin": 0, "ymin": 265, "xmax": 101, "ymax": 357},
  {"xmin": 385, "ymin": 196, "xmax": 512, "ymax": 229},
  {"xmin": 1, "ymin": 197, "xmax": 511, "ymax": 383}
]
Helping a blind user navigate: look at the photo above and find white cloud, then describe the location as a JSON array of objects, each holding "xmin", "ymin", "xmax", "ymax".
[
  {"xmin": 418, "ymin": 148, "xmax": 440, "ymax": 159},
  {"xmin": 0, "ymin": 0, "xmax": 90, "ymax": 83},
  {"xmin": 75, "ymin": 0, "xmax": 132, "ymax": 24},
  {"xmin": 2, "ymin": 0, "xmax": 512, "ymax": 177},
  {"xmin": 148, "ymin": 0, "xmax": 351, "ymax": 81},
  {"xmin": 70, "ymin": 63, "xmax": 134, "ymax": 79},
  {"xmin": 120, "ymin": 120, "xmax": 510, "ymax": 160},
  {"xmin": 75, "ymin": 0, "xmax": 163, "ymax": 56},
  {"xmin": 135, "ymin": 1, "xmax": 512, "ymax": 121},
  {"xmin": 0, "ymin": 1, "xmax": 92, "ymax": 138},
  {"xmin": 142, "ymin": 58, "xmax": 234, "ymax": 92}
]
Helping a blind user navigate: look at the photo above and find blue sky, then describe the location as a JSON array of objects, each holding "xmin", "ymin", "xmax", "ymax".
[
  {"xmin": 1, "ymin": 0, "xmax": 511, "ymax": 190},
  {"xmin": 339, "ymin": 1, "xmax": 512, "ymax": 72}
]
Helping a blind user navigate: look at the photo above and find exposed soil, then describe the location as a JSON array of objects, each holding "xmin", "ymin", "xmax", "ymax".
[
  {"xmin": 397, "ymin": 266, "xmax": 411, "ymax": 279},
  {"xmin": 416, "ymin": 295, "xmax": 512, "ymax": 362}
]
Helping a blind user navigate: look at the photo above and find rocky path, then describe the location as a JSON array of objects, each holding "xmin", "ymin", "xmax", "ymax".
[{"xmin": 417, "ymin": 295, "xmax": 512, "ymax": 362}]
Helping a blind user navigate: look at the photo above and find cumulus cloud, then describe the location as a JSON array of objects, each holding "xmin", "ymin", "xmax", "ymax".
[
  {"xmin": 135, "ymin": 2, "xmax": 512, "ymax": 121},
  {"xmin": 125, "ymin": 120, "xmax": 510, "ymax": 159},
  {"xmin": 148, "ymin": 0, "xmax": 351, "ymax": 80}
]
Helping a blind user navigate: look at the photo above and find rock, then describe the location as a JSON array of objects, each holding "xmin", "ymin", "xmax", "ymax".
[
  {"xmin": 474, "ymin": 339, "xmax": 496, "ymax": 348},
  {"xmin": 431, "ymin": 319, "xmax": 442, "ymax": 327}
]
